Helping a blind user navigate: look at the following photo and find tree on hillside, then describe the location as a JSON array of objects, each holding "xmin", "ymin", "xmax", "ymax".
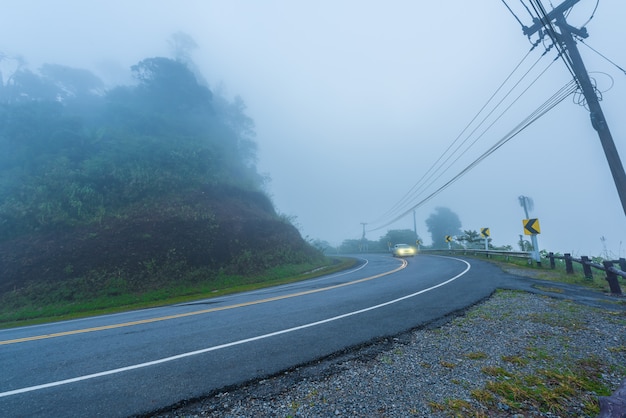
[
  {"xmin": 0, "ymin": 56, "xmax": 265, "ymax": 241},
  {"xmin": 40, "ymin": 64, "xmax": 104, "ymax": 97},
  {"xmin": 168, "ymin": 31, "xmax": 198, "ymax": 65},
  {"xmin": 425, "ymin": 207, "xmax": 462, "ymax": 249},
  {"xmin": 130, "ymin": 57, "xmax": 212, "ymax": 113},
  {"xmin": 3, "ymin": 68, "xmax": 59, "ymax": 102},
  {"xmin": 458, "ymin": 229, "xmax": 483, "ymax": 248}
]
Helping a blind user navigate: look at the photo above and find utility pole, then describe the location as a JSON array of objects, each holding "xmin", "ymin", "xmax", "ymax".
[
  {"xmin": 522, "ymin": 0, "xmax": 626, "ymax": 216},
  {"xmin": 519, "ymin": 195, "xmax": 540, "ymax": 264},
  {"xmin": 360, "ymin": 222, "xmax": 368, "ymax": 252}
]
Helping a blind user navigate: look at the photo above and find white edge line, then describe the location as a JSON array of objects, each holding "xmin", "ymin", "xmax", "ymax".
[{"xmin": 0, "ymin": 257, "xmax": 470, "ymax": 398}]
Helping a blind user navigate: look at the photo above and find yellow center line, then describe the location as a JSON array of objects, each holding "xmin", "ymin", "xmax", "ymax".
[{"xmin": 0, "ymin": 259, "xmax": 406, "ymax": 346}]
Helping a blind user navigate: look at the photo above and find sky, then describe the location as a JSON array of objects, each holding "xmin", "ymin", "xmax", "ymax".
[{"xmin": 1, "ymin": 1, "xmax": 625, "ymax": 257}]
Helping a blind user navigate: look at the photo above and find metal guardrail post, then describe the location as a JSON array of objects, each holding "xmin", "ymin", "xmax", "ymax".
[
  {"xmin": 581, "ymin": 256, "xmax": 593, "ymax": 280},
  {"xmin": 603, "ymin": 261, "xmax": 623, "ymax": 296},
  {"xmin": 564, "ymin": 253, "xmax": 574, "ymax": 274}
]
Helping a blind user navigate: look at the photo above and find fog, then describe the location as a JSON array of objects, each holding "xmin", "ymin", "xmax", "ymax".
[{"xmin": 2, "ymin": 1, "xmax": 625, "ymax": 257}]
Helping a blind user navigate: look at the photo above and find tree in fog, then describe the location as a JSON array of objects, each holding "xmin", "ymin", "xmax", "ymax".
[
  {"xmin": 0, "ymin": 56, "xmax": 263, "ymax": 242},
  {"xmin": 380, "ymin": 229, "xmax": 421, "ymax": 249},
  {"xmin": 425, "ymin": 207, "xmax": 462, "ymax": 248}
]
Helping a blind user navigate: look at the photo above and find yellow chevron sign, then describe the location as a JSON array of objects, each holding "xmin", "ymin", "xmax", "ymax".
[
  {"xmin": 523, "ymin": 218, "xmax": 541, "ymax": 235},
  {"xmin": 445, "ymin": 235, "xmax": 453, "ymax": 243},
  {"xmin": 480, "ymin": 228, "xmax": 490, "ymax": 238}
]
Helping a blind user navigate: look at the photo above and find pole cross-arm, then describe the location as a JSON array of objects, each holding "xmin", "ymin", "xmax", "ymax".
[{"xmin": 522, "ymin": 0, "xmax": 581, "ymax": 37}]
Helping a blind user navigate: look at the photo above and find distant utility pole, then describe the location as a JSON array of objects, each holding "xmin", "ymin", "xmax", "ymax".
[
  {"xmin": 521, "ymin": 0, "xmax": 626, "ymax": 216},
  {"xmin": 360, "ymin": 222, "xmax": 368, "ymax": 252},
  {"xmin": 519, "ymin": 195, "xmax": 540, "ymax": 263}
]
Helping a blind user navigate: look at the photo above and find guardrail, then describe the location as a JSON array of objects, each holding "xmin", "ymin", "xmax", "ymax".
[
  {"xmin": 419, "ymin": 248, "xmax": 532, "ymax": 261},
  {"xmin": 419, "ymin": 249, "xmax": 624, "ymax": 296},
  {"xmin": 546, "ymin": 252, "xmax": 625, "ymax": 296}
]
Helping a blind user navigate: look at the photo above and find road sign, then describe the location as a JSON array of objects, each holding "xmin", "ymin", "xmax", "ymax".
[
  {"xmin": 523, "ymin": 218, "xmax": 541, "ymax": 235},
  {"xmin": 480, "ymin": 228, "xmax": 490, "ymax": 238},
  {"xmin": 445, "ymin": 235, "xmax": 453, "ymax": 243}
]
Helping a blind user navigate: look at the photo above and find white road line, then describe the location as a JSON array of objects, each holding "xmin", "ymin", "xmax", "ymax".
[{"xmin": 0, "ymin": 257, "xmax": 470, "ymax": 398}]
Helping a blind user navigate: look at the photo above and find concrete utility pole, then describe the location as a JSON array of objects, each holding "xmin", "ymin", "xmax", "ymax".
[
  {"xmin": 519, "ymin": 195, "xmax": 540, "ymax": 263},
  {"xmin": 522, "ymin": 0, "xmax": 626, "ymax": 216},
  {"xmin": 360, "ymin": 222, "xmax": 368, "ymax": 252}
]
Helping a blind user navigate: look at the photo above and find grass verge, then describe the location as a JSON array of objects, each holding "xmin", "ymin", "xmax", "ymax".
[
  {"xmin": 424, "ymin": 290, "xmax": 626, "ymax": 417},
  {"xmin": 0, "ymin": 256, "xmax": 356, "ymax": 329}
]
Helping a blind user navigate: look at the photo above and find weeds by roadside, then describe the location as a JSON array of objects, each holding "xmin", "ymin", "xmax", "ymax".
[{"xmin": 0, "ymin": 257, "xmax": 355, "ymax": 328}]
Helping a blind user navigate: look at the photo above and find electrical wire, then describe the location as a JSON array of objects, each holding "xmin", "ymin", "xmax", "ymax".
[
  {"xmin": 398, "ymin": 54, "xmax": 560, "ymax": 208},
  {"xmin": 368, "ymin": 79, "xmax": 577, "ymax": 233},
  {"xmin": 520, "ymin": 0, "xmax": 534, "ymax": 19},
  {"xmin": 365, "ymin": 1, "xmax": 593, "ymax": 235},
  {"xmin": 580, "ymin": 0, "xmax": 600, "ymax": 28},
  {"xmin": 369, "ymin": 48, "xmax": 539, "ymax": 224},
  {"xmin": 578, "ymin": 39, "xmax": 626, "ymax": 76},
  {"xmin": 501, "ymin": 0, "xmax": 525, "ymax": 27},
  {"xmin": 370, "ymin": 47, "xmax": 559, "ymax": 227},
  {"xmin": 369, "ymin": 61, "xmax": 567, "ymax": 232},
  {"xmin": 376, "ymin": 59, "xmax": 542, "ymax": 223}
]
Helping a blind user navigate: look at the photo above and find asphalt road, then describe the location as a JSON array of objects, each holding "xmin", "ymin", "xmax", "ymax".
[{"xmin": 0, "ymin": 254, "xmax": 520, "ymax": 417}]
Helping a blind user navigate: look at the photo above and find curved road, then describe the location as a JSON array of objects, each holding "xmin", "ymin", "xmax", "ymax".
[{"xmin": 0, "ymin": 254, "xmax": 513, "ymax": 417}]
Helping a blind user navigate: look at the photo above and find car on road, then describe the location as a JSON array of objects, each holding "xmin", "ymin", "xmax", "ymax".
[{"xmin": 391, "ymin": 243, "xmax": 417, "ymax": 257}]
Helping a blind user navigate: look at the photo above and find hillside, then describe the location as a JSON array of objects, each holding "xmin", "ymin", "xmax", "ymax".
[
  {"xmin": 0, "ymin": 184, "xmax": 320, "ymax": 296},
  {"xmin": 0, "ymin": 55, "xmax": 322, "ymax": 310}
]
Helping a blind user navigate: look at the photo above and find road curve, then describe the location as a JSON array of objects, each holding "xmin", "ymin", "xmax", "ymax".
[{"xmin": 0, "ymin": 254, "xmax": 504, "ymax": 417}]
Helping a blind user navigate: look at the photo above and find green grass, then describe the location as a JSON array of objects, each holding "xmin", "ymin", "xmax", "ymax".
[
  {"xmin": 475, "ymin": 356, "xmax": 616, "ymax": 416},
  {"xmin": 0, "ymin": 257, "xmax": 356, "ymax": 329}
]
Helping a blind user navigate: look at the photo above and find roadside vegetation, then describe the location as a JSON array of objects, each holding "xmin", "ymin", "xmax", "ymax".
[
  {"xmin": 0, "ymin": 257, "xmax": 356, "ymax": 329},
  {"xmin": 425, "ymin": 289, "xmax": 626, "ymax": 417},
  {"xmin": 419, "ymin": 252, "xmax": 626, "ymax": 416}
]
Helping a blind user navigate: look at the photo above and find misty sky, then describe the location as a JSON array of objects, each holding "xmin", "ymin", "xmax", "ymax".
[{"xmin": 2, "ymin": 1, "xmax": 625, "ymax": 257}]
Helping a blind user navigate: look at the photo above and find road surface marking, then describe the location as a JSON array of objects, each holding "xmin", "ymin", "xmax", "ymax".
[
  {"xmin": 0, "ymin": 257, "xmax": 469, "ymax": 398},
  {"xmin": 0, "ymin": 257, "xmax": 402, "ymax": 346}
]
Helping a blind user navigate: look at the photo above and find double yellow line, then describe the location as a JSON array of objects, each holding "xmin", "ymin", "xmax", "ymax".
[{"xmin": 1, "ymin": 258, "xmax": 406, "ymax": 346}]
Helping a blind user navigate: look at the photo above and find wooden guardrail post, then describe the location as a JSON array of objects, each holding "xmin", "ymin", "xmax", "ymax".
[
  {"xmin": 603, "ymin": 261, "xmax": 623, "ymax": 296},
  {"xmin": 581, "ymin": 256, "xmax": 593, "ymax": 280},
  {"xmin": 564, "ymin": 253, "xmax": 574, "ymax": 274},
  {"xmin": 548, "ymin": 252, "xmax": 556, "ymax": 269}
]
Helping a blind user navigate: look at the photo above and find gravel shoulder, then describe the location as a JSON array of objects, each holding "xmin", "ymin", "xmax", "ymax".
[{"xmin": 148, "ymin": 268, "xmax": 626, "ymax": 418}]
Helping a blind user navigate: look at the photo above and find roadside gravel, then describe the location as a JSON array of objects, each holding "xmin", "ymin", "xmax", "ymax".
[{"xmin": 151, "ymin": 284, "xmax": 626, "ymax": 417}]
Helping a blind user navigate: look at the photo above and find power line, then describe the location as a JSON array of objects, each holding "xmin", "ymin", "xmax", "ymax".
[
  {"xmin": 580, "ymin": 0, "xmax": 599, "ymax": 28},
  {"xmin": 370, "ymin": 48, "xmax": 543, "ymax": 225},
  {"xmin": 399, "ymin": 54, "xmax": 560, "ymax": 210},
  {"xmin": 370, "ymin": 46, "xmax": 562, "ymax": 228},
  {"xmin": 578, "ymin": 39, "xmax": 626, "ymax": 76},
  {"xmin": 501, "ymin": 0, "xmax": 525, "ymax": 27},
  {"xmin": 368, "ymin": 79, "xmax": 577, "ymax": 233},
  {"xmin": 367, "ymin": 1, "xmax": 607, "ymax": 234}
]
